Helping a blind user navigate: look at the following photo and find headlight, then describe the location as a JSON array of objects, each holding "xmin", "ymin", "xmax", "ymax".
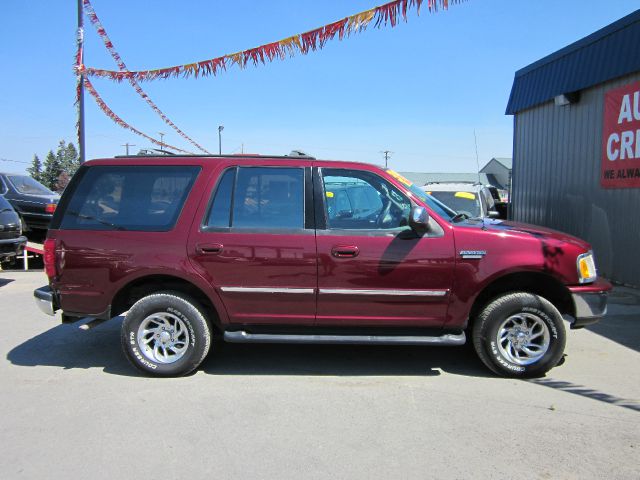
[{"xmin": 577, "ymin": 251, "xmax": 597, "ymax": 284}]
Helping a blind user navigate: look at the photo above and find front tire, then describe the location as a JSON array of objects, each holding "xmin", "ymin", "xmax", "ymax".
[
  {"xmin": 121, "ymin": 292, "xmax": 211, "ymax": 377},
  {"xmin": 472, "ymin": 292, "xmax": 566, "ymax": 378}
]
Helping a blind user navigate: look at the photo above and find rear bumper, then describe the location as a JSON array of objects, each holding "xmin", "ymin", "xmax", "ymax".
[
  {"xmin": 568, "ymin": 278, "xmax": 612, "ymax": 329},
  {"xmin": 34, "ymin": 285, "xmax": 58, "ymax": 316}
]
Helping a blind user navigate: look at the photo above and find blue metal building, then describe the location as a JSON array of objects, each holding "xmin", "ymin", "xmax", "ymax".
[{"xmin": 507, "ymin": 9, "xmax": 640, "ymax": 287}]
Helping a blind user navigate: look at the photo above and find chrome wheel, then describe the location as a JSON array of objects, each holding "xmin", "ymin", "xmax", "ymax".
[
  {"xmin": 496, "ymin": 313, "xmax": 550, "ymax": 366},
  {"xmin": 137, "ymin": 312, "xmax": 190, "ymax": 364}
]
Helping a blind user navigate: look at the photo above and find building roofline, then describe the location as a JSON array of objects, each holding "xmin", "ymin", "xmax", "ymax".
[
  {"xmin": 506, "ymin": 9, "xmax": 640, "ymax": 114},
  {"xmin": 514, "ymin": 10, "xmax": 640, "ymax": 79}
]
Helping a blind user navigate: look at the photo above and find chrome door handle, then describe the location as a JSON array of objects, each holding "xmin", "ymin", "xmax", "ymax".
[
  {"xmin": 331, "ymin": 245, "xmax": 359, "ymax": 258},
  {"xmin": 196, "ymin": 243, "xmax": 223, "ymax": 255}
]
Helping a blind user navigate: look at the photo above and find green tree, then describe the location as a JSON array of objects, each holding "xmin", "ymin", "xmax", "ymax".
[
  {"xmin": 27, "ymin": 154, "xmax": 43, "ymax": 183},
  {"xmin": 61, "ymin": 142, "xmax": 80, "ymax": 177},
  {"xmin": 42, "ymin": 150, "xmax": 61, "ymax": 191},
  {"xmin": 31, "ymin": 140, "xmax": 81, "ymax": 191}
]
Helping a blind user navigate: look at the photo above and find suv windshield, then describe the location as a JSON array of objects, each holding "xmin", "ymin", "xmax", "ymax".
[{"xmin": 7, "ymin": 175, "xmax": 55, "ymax": 195}]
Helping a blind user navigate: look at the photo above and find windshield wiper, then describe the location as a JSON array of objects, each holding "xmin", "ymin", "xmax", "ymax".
[{"xmin": 66, "ymin": 210, "xmax": 127, "ymax": 231}]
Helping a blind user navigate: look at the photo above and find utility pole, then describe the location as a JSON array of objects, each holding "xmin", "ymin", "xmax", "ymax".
[
  {"xmin": 121, "ymin": 143, "xmax": 136, "ymax": 155},
  {"xmin": 158, "ymin": 132, "xmax": 165, "ymax": 152},
  {"xmin": 381, "ymin": 150, "xmax": 392, "ymax": 169},
  {"xmin": 218, "ymin": 125, "xmax": 224, "ymax": 155},
  {"xmin": 77, "ymin": 0, "xmax": 86, "ymax": 164}
]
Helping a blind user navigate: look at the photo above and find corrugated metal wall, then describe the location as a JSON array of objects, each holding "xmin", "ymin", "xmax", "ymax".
[{"xmin": 512, "ymin": 72, "xmax": 640, "ymax": 287}]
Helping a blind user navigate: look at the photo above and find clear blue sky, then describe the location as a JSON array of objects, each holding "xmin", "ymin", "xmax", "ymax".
[{"xmin": 1, "ymin": 1, "xmax": 638, "ymax": 174}]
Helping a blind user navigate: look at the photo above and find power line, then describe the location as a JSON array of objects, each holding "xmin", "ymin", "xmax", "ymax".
[
  {"xmin": 0, "ymin": 157, "xmax": 30, "ymax": 164},
  {"xmin": 380, "ymin": 150, "xmax": 392, "ymax": 169},
  {"xmin": 121, "ymin": 143, "xmax": 136, "ymax": 155}
]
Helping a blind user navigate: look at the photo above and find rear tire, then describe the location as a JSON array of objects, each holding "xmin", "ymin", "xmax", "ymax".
[
  {"xmin": 121, "ymin": 291, "xmax": 211, "ymax": 377},
  {"xmin": 472, "ymin": 292, "xmax": 566, "ymax": 378}
]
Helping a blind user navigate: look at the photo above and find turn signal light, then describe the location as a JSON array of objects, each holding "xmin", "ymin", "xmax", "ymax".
[
  {"xmin": 577, "ymin": 252, "xmax": 597, "ymax": 284},
  {"xmin": 45, "ymin": 203, "xmax": 57, "ymax": 214},
  {"xmin": 44, "ymin": 239, "xmax": 57, "ymax": 279}
]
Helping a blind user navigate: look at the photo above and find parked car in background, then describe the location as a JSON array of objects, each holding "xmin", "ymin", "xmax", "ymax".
[
  {"xmin": 486, "ymin": 185, "xmax": 509, "ymax": 219},
  {"xmin": 422, "ymin": 182, "xmax": 504, "ymax": 220},
  {"xmin": 0, "ymin": 173, "xmax": 60, "ymax": 231},
  {"xmin": 0, "ymin": 195, "xmax": 27, "ymax": 263}
]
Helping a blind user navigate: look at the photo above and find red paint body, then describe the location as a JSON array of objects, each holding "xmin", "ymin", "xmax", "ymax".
[{"xmin": 46, "ymin": 156, "xmax": 611, "ymax": 330}]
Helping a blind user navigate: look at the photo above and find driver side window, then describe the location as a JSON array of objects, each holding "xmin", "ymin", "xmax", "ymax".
[{"xmin": 322, "ymin": 169, "xmax": 411, "ymax": 230}]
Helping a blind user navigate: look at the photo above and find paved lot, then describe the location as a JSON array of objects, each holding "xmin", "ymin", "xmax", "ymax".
[{"xmin": 1, "ymin": 270, "xmax": 639, "ymax": 479}]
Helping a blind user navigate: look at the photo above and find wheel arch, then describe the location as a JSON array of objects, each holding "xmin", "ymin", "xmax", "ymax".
[
  {"xmin": 467, "ymin": 271, "xmax": 574, "ymax": 330},
  {"xmin": 111, "ymin": 274, "xmax": 224, "ymax": 331}
]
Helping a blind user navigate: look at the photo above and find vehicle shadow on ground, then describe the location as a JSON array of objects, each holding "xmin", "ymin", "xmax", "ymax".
[
  {"xmin": 0, "ymin": 277, "xmax": 15, "ymax": 287},
  {"xmin": 202, "ymin": 342, "xmax": 490, "ymax": 377},
  {"xmin": 529, "ymin": 378, "xmax": 640, "ymax": 413},
  {"xmin": 6, "ymin": 317, "xmax": 136, "ymax": 376},
  {"xmin": 585, "ymin": 289, "xmax": 640, "ymax": 353},
  {"xmin": 6, "ymin": 317, "xmax": 492, "ymax": 378}
]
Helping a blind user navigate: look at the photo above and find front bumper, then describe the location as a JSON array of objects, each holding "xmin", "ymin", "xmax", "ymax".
[
  {"xmin": 0, "ymin": 235, "xmax": 27, "ymax": 258},
  {"xmin": 568, "ymin": 278, "xmax": 612, "ymax": 329},
  {"xmin": 34, "ymin": 285, "xmax": 58, "ymax": 316}
]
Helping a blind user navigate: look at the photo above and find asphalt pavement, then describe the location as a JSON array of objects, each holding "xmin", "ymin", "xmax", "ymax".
[{"xmin": 1, "ymin": 270, "xmax": 638, "ymax": 479}]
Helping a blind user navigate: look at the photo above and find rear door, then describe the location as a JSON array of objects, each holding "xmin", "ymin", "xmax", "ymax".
[
  {"xmin": 315, "ymin": 167, "xmax": 455, "ymax": 327},
  {"xmin": 188, "ymin": 163, "xmax": 317, "ymax": 326}
]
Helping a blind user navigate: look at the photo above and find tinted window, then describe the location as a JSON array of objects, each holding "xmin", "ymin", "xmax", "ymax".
[
  {"xmin": 231, "ymin": 167, "xmax": 304, "ymax": 229},
  {"xmin": 59, "ymin": 166, "xmax": 200, "ymax": 231},
  {"xmin": 206, "ymin": 168, "xmax": 235, "ymax": 228},
  {"xmin": 322, "ymin": 169, "xmax": 411, "ymax": 230}
]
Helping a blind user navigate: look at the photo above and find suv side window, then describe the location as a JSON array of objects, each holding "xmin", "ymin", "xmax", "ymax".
[
  {"xmin": 205, "ymin": 167, "xmax": 304, "ymax": 230},
  {"xmin": 206, "ymin": 168, "xmax": 235, "ymax": 228},
  {"xmin": 0, "ymin": 177, "xmax": 7, "ymax": 195},
  {"xmin": 322, "ymin": 169, "xmax": 411, "ymax": 230},
  {"xmin": 59, "ymin": 166, "xmax": 200, "ymax": 231}
]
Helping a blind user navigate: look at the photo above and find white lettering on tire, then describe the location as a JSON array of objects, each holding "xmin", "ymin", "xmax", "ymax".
[{"xmin": 129, "ymin": 331, "xmax": 157, "ymax": 370}]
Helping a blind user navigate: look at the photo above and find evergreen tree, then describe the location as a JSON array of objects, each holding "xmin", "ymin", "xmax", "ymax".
[
  {"xmin": 27, "ymin": 154, "xmax": 43, "ymax": 183},
  {"xmin": 32, "ymin": 139, "xmax": 82, "ymax": 192},
  {"xmin": 42, "ymin": 150, "xmax": 61, "ymax": 191},
  {"xmin": 62, "ymin": 142, "xmax": 80, "ymax": 176}
]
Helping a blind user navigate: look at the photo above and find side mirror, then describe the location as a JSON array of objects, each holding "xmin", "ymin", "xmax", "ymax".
[
  {"xmin": 487, "ymin": 210, "xmax": 500, "ymax": 219},
  {"xmin": 409, "ymin": 206, "xmax": 430, "ymax": 233}
]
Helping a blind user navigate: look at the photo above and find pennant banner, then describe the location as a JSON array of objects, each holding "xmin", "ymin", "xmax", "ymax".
[
  {"xmin": 83, "ymin": 0, "xmax": 465, "ymax": 82},
  {"xmin": 83, "ymin": 0, "xmax": 211, "ymax": 153},
  {"xmin": 83, "ymin": 77, "xmax": 193, "ymax": 154}
]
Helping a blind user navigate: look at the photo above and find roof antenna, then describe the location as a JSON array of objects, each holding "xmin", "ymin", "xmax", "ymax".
[{"xmin": 473, "ymin": 129, "xmax": 482, "ymax": 184}]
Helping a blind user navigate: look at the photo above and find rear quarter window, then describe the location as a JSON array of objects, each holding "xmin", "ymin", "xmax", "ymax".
[{"xmin": 58, "ymin": 165, "xmax": 200, "ymax": 231}]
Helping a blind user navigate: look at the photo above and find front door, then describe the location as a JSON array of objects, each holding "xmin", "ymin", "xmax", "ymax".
[
  {"xmin": 188, "ymin": 164, "xmax": 317, "ymax": 326},
  {"xmin": 315, "ymin": 167, "xmax": 455, "ymax": 327}
]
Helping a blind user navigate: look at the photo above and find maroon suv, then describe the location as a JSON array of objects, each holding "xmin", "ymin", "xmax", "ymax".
[{"xmin": 33, "ymin": 155, "xmax": 611, "ymax": 377}]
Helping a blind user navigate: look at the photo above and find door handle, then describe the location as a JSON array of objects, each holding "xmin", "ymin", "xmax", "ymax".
[
  {"xmin": 196, "ymin": 243, "xmax": 224, "ymax": 255},
  {"xmin": 331, "ymin": 245, "xmax": 359, "ymax": 258}
]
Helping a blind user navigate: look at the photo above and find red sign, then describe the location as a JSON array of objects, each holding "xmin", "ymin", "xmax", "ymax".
[{"xmin": 601, "ymin": 81, "xmax": 640, "ymax": 188}]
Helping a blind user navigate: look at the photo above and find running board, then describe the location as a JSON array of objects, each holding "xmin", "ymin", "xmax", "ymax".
[{"xmin": 223, "ymin": 330, "xmax": 466, "ymax": 346}]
